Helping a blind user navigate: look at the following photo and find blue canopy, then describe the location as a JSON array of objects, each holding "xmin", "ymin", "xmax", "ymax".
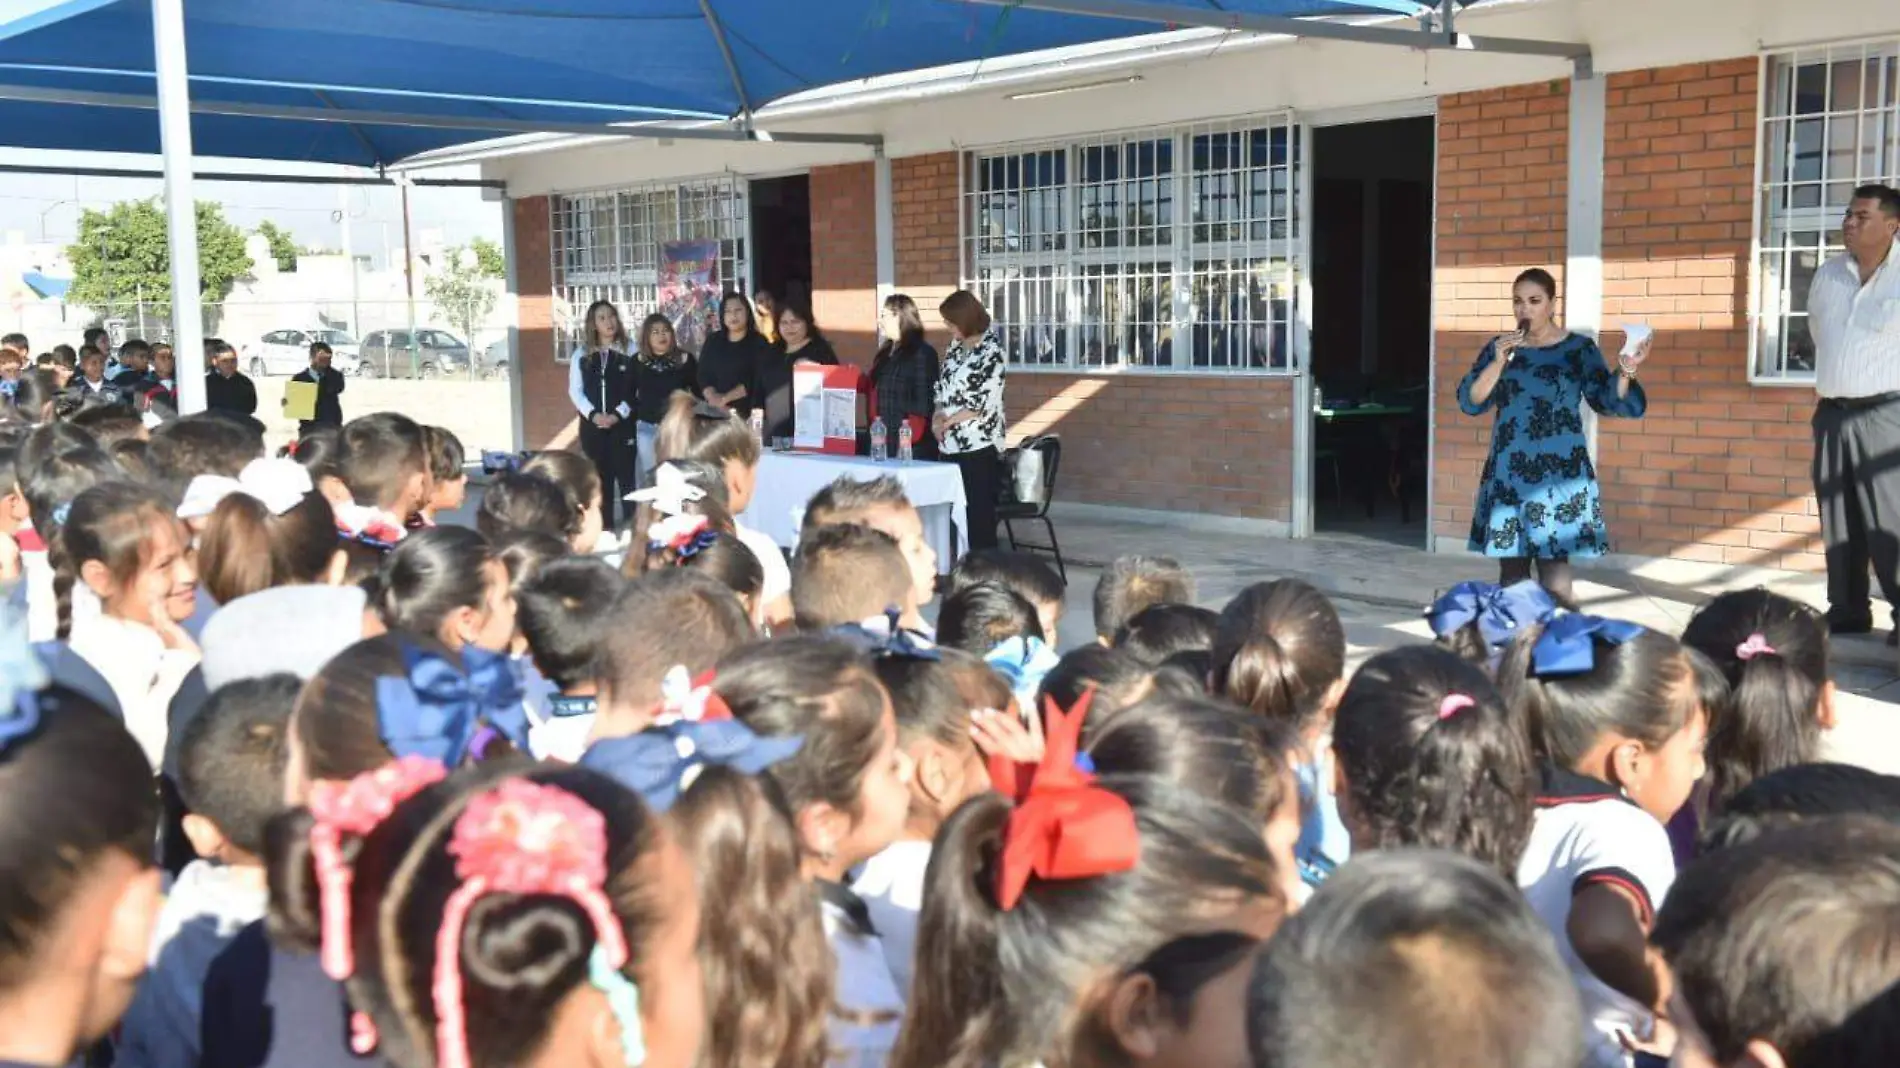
[{"xmin": 0, "ymin": 0, "xmax": 1427, "ymax": 167}]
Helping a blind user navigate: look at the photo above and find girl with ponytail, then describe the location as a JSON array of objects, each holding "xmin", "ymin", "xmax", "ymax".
[
  {"xmin": 655, "ymin": 392, "xmax": 789, "ymax": 628},
  {"xmin": 56, "ymin": 481, "xmax": 200, "ymax": 768},
  {"xmin": 182, "ymin": 457, "xmax": 345, "ymax": 604},
  {"xmin": 1209, "ymin": 579, "xmax": 1350, "ymax": 889},
  {"xmin": 1331, "ymin": 645, "xmax": 1537, "ymax": 879},
  {"xmin": 1493, "ymin": 615, "xmax": 1706, "ymax": 1067},
  {"xmin": 267, "ymin": 760, "xmax": 704, "ymax": 1068},
  {"xmin": 893, "ymin": 695, "xmax": 1284, "ymax": 1068},
  {"xmin": 201, "ymin": 634, "xmax": 536, "ymax": 1068},
  {"xmin": 1679, "ymin": 589, "xmax": 1832, "ymax": 817}
]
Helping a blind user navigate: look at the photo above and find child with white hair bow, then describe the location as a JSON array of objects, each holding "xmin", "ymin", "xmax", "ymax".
[{"xmin": 177, "ymin": 457, "xmax": 350, "ymax": 605}]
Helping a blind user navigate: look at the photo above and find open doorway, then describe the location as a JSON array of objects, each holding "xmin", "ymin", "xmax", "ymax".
[
  {"xmin": 1308, "ymin": 116, "xmax": 1434, "ymax": 546},
  {"xmin": 749, "ymin": 175, "xmax": 812, "ymax": 309}
]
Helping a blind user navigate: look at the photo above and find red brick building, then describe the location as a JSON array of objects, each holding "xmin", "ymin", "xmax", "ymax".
[{"xmin": 459, "ymin": 0, "xmax": 1898, "ymax": 573}]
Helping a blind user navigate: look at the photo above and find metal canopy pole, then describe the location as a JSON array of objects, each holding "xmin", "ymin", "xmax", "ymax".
[
  {"xmin": 151, "ymin": 0, "xmax": 205, "ymax": 413},
  {"xmin": 698, "ymin": 0, "xmax": 756, "ymax": 130},
  {"xmin": 963, "ymin": 0, "xmax": 1591, "ymax": 66}
]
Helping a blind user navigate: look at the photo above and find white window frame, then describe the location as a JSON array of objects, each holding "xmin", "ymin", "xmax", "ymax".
[
  {"xmin": 1751, "ymin": 42, "xmax": 1900, "ymax": 385},
  {"xmin": 960, "ymin": 112, "xmax": 1303, "ymax": 376},
  {"xmin": 548, "ymin": 175, "xmax": 750, "ymax": 362}
]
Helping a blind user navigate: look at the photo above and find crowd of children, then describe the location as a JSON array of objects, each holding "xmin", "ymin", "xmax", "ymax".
[{"xmin": 0, "ymin": 323, "xmax": 1896, "ymax": 1068}]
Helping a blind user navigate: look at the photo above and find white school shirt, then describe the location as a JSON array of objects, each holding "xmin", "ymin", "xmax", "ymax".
[
  {"xmin": 851, "ymin": 838, "xmax": 932, "ymax": 996},
  {"xmin": 1516, "ymin": 767, "xmax": 1676, "ymax": 1068},
  {"xmin": 1809, "ymin": 237, "xmax": 1900, "ymax": 399},
  {"xmin": 819, "ymin": 884, "xmax": 905, "ymax": 1068},
  {"xmin": 67, "ymin": 613, "xmax": 199, "ymax": 769}
]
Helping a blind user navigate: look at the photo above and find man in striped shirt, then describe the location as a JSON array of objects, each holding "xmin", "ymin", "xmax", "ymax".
[{"xmin": 1809, "ymin": 183, "xmax": 1900, "ymax": 644}]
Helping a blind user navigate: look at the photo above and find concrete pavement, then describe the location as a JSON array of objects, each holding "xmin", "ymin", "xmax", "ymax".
[{"xmin": 1025, "ymin": 504, "xmax": 1898, "ymax": 776}]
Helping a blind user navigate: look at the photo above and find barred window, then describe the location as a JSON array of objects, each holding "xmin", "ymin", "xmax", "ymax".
[
  {"xmin": 1755, "ymin": 44, "xmax": 1900, "ymax": 381},
  {"xmin": 963, "ymin": 114, "xmax": 1301, "ymax": 373},
  {"xmin": 549, "ymin": 177, "xmax": 748, "ymax": 360}
]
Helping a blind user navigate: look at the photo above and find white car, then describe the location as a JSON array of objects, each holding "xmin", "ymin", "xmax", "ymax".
[{"xmin": 242, "ymin": 328, "xmax": 364, "ymax": 377}]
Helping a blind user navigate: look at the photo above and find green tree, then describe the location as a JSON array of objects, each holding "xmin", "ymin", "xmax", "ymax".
[
  {"xmin": 424, "ymin": 246, "xmax": 498, "ymax": 355},
  {"xmin": 66, "ymin": 199, "xmax": 253, "ymax": 334},
  {"xmin": 255, "ymin": 220, "xmax": 298, "ymax": 272},
  {"xmin": 469, "ymin": 236, "xmax": 505, "ymax": 279}
]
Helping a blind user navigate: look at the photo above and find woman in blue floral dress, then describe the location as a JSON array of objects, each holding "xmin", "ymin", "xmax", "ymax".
[{"xmin": 1458, "ymin": 269, "xmax": 1651, "ymax": 605}]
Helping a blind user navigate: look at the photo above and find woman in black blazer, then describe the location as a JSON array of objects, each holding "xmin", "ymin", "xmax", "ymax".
[
  {"xmin": 756, "ymin": 297, "xmax": 838, "ymax": 442},
  {"xmin": 868, "ymin": 293, "xmax": 940, "ymax": 459},
  {"xmin": 696, "ymin": 291, "xmax": 772, "ymax": 417}
]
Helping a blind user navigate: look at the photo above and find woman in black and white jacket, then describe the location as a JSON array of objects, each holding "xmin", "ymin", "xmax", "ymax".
[
  {"xmin": 568, "ymin": 299, "xmax": 637, "ymax": 527},
  {"xmin": 933, "ymin": 290, "xmax": 1008, "ymax": 552}
]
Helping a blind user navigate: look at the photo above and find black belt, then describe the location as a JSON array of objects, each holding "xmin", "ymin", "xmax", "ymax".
[{"xmin": 1821, "ymin": 392, "xmax": 1900, "ymax": 411}]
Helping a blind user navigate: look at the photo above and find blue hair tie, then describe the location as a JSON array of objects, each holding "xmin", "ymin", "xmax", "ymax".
[
  {"xmin": 375, "ymin": 644, "xmax": 528, "ymax": 765},
  {"xmin": 1428, "ymin": 580, "xmax": 1558, "ymax": 651},
  {"xmin": 49, "ymin": 502, "xmax": 70, "ymax": 527},
  {"xmin": 480, "ymin": 450, "xmax": 529, "ymax": 476},
  {"xmin": 830, "ymin": 610, "xmax": 941, "ymax": 661},
  {"xmin": 579, "ymin": 720, "xmax": 804, "ymax": 813},
  {"xmin": 1530, "ymin": 615, "xmax": 1646, "ymax": 678},
  {"xmin": 588, "ymin": 945, "xmax": 646, "ymax": 1065},
  {"xmin": 655, "ymin": 527, "xmax": 720, "ymax": 562}
]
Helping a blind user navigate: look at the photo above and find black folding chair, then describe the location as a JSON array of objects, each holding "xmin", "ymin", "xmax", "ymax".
[{"xmin": 998, "ymin": 434, "xmax": 1065, "ymax": 583}]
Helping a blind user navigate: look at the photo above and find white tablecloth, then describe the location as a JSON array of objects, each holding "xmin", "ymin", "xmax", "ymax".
[{"xmin": 739, "ymin": 452, "xmax": 968, "ymax": 573}]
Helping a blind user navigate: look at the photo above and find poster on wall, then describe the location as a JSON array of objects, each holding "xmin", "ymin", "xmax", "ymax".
[{"xmin": 659, "ymin": 240, "xmax": 721, "ymax": 354}]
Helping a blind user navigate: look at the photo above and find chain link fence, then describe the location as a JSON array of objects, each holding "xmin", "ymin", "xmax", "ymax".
[{"xmin": 81, "ymin": 296, "xmax": 512, "ymax": 384}]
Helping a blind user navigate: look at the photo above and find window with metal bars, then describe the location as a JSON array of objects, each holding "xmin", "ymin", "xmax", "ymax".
[
  {"xmin": 548, "ymin": 178, "xmax": 749, "ymax": 361},
  {"xmin": 962, "ymin": 115, "xmax": 1300, "ymax": 373},
  {"xmin": 1755, "ymin": 44, "xmax": 1900, "ymax": 381}
]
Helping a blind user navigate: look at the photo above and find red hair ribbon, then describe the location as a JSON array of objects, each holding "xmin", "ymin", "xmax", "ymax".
[
  {"xmin": 993, "ymin": 690, "xmax": 1139, "ymax": 910},
  {"xmin": 306, "ymin": 755, "xmax": 449, "ymax": 981},
  {"xmin": 653, "ymin": 665, "xmax": 732, "ymax": 724}
]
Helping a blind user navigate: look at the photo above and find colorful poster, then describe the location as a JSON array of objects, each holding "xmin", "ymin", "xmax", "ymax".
[{"xmin": 659, "ymin": 240, "xmax": 722, "ymax": 354}]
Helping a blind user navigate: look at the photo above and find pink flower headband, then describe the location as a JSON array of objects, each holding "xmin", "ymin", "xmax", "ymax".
[
  {"xmin": 1736, "ymin": 633, "xmax": 1777, "ymax": 661},
  {"xmin": 434, "ymin": 779, "xmax": 630, "ymax": 1068},
  {"xmin": 307, "ymin": 755, "xmax": 449, "ymax": 982}
]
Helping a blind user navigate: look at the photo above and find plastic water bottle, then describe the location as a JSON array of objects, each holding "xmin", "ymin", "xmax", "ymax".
[
  {"xmin": 869, "ymin": 416, "xmax": 887, "ymax": 463},
  {"xmin": 897, "ymin": 419, "xmax": 914, "ymax": 463},
  {"xmin": 747, "ymin": 408, "xmax": 764, "ymax": 444}
]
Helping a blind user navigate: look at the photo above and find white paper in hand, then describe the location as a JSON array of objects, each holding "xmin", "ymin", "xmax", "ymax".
[{"xmin": 1619, "ymin": 323, "xmax": 1653, "ymax": 358}]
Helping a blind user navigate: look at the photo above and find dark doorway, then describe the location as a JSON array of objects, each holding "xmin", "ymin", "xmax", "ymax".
[
  {"xmin": 1309, "ymin": 115, "xmax": 1434, "ymax": 545},
  {"xmin": 750, "ymin": 175, "xmax": 812, "ymax": 308}
]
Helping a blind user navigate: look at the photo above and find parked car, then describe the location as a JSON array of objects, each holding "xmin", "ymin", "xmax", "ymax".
[
  {"xmin": 480, "ymin": 338, "xmax": 511, "ymax": 380},
  {"xmin": 241, "ymin": 328, "xmax": 362, "ymax": 377},
  {"xmin": 357, "ymin": 328, "xmax": 472, "ymax": 379}
]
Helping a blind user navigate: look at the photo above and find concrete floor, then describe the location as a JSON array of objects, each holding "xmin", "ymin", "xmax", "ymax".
[{"xmin": 1024, "ymin": 507, "xmax": 1899, "ymax": 776}]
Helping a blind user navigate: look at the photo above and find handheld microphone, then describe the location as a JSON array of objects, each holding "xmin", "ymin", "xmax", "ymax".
[{"xmin": 1516, "ymin": 317, "xmax": 1530, "ymax": 337}]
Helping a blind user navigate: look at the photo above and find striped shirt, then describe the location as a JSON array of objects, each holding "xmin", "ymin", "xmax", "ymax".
[{"xmin": 1810, "ymin": 237, "xmax": 1900, "ymax": 399}]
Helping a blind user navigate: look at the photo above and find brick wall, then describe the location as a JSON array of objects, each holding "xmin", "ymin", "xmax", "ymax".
[
  {"xmin": 513, "ymin": 195, "xmax": 577, "ymax": 450},
  {"xmin": 1008, "ymin": 374, "xmax": 1296, "ymax": 520},
  {"xmin": 1593, "ymin": 59, "xmax": 1819, "ymax": 570},
  {"xmin": 893, "ymin": 153, "xmax": 961, "ymax": 327},
  {"xmin": 1432, "ymin": 80, "xmax": 1572, "ymax": 548},
  {"xmin": 809, "ymin": 162, "xmax": 878, "ymax": 364}
]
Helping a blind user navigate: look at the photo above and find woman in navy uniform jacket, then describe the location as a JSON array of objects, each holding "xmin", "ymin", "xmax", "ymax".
[{"xmin": 568, "ymin": 300, "xmax": 639, "ymax": 528}]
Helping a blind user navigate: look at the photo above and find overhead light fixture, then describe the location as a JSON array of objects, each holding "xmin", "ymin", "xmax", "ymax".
[{"xmin": 1006, "ymin": 75, "xmax": 1144, "ymax": 102}]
